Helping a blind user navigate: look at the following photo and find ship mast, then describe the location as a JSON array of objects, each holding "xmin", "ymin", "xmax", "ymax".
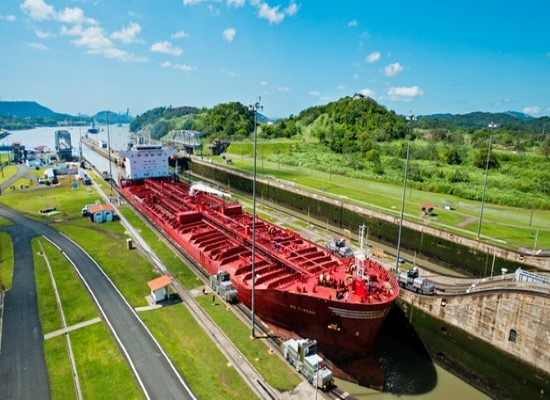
[{"xmin": 249, "ymin": 97, "xmax": 262, "ymax": 338}]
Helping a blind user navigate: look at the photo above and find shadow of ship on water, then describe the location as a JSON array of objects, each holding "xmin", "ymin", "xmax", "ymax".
[{"xmin": 329, "ymin": 305, "xmax": 437, "ymax": 394}]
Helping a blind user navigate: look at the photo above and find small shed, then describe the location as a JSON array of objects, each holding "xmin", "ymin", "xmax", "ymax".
[
  {"xmin": 420, "ymin": 202, "xmax": 434, "ymax": 216},
  {"xmin": 147, "ymin": 275, "xmax": 172, "ymax": 304},
  {"xmin": 88, "ymin": 204, "xmax": 115, "ymax": 224}
]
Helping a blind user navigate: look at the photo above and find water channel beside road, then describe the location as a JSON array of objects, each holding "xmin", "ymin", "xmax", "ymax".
[{"xmin": 6, "ymin": 125, "xmax": 490, "ymax": 399}]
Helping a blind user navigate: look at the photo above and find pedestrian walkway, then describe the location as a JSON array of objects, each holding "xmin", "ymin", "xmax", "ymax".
[{"xmin": 44, "ymin": 317, "xmax": 102, "ymax": 340}]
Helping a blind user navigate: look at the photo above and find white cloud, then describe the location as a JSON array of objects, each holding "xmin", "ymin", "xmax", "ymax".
[
  {"xmin": 260, "ymin": 80, "xmax": 268, "ymax": 86},
  {"xmin": 358, "ymin": 88, "xmax": 375, "ymax": 97},
  {"xmin": 522, "ymin": 106, "xmax": 541, "ymax": 115},
  {"xmin": 227, "ymin": 0, "xmax": 245, "ymax": 7},
  {"xmin": 174, "ymin": 63, "xmax": 195, "ymax": 72},
  {"xmin": 26, "ymin": 42, "xmax": 48, "ymax": 50},
  {"xmin": 172, "ymin": 30, "xmax": 190, "ymax": 39},
  {"xmin": 62, "ymin": 24, "xmax": 146, "ymax": 62},
  {"xmin": 20, "ymin": 0, "xmax": 55, "ymax": 20},
  {"xmin": 387, "ymin": 86, "xmax": 424, "ymax": 101},
  {"xmin": 150, "ymin": 41, "xmax": 183, "ymax": 56},
  {"xmin": 0, "ymin": 14, "xmax": 16, "ymax": 21},
  {"xmin": 35, "ymin": 29, "xmax": 51, "ymax": 39},
  {"xmin": 365, "ymin": 51, "xmax": 380, "ymax": 63},
  {"xmin": 258, "ymin": 3, "xmax": 285, "ymax": 24},
  {"xmin": 183, "ymin": 0, "xmax": 206, "ymax": 4},
  {"xmin": 221, "ymin": 67, "xmax": 239, "ymax": 78},
  {"xmin": 111, "ymin": 22, "xmax": 142, "ymax": 44},
  {"xmin": 384, "ymin": 62, "xmax": 403, "ymax": 77},
  {"xmin": 57, "ymin": 7, "xmax": 87, "ymax": 24},
  {"xmin": 222, "ymin": 27, "xmax": 236, "ymax": 43},
  {"xmin": 161, "ymin": 61, "xmax": 172, "ymax": 68},
  {"xmin": 348, "ymin": 19, "xmax": 359, "ymax": 27},
  {"xmin": 285, "ymin": 1, "xmax": 299, "ymax": 16},
  {"xmin": 336, "ymin": 84, "xmax": 346, "ymax": 90},
  {"xmin": 309, "ymin": 90, "xmax": 320, "ymax": 97},
  {"xmin": 278, "ymin": 86, "xmax": 290, "ymax": 92}
]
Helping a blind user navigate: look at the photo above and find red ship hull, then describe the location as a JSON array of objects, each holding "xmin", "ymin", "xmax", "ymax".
[{"xmin": 119, "ymin": 176, "xmax": 399, "ymax": 359}]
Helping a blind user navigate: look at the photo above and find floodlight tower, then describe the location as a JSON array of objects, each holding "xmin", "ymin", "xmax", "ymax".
[{"xmin": 249, "ymin": 97, "xmax": 262, "ymax": 338}]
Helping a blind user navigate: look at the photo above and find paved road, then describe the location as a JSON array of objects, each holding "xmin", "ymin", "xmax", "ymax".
[
  {"xmin": 0, "ymin": 206, "xmax": 196, "ymax": 400},
  {"xmin": 0, "ymin": 221, "xmax": 50, "ymax": 400}
]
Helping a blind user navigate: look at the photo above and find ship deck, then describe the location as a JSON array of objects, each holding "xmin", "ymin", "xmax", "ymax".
[{"xmin": 120, "ymin": 176, "xmax": 398, "ymax": 306}]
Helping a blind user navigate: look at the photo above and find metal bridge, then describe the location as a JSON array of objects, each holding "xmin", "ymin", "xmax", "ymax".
[{"xmin": 166, "ymin": 130, "xmax": 203, "ymax": 154}]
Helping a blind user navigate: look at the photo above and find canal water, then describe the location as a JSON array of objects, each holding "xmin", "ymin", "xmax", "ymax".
[{"xmin": 6, "ymin": 126, "xmax": 490, "ymax": 399}]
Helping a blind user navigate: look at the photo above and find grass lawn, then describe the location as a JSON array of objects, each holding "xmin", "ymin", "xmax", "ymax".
[
  {"xmin": 70, "ymin": 323, "xmax": 144, "ymax": 400},
  {"xmin": 56, "ymin": 218, "xmax": 158, "ymax": 307},
  {"xmin": 38, "ymin": 239, "xmax": 98, "ymax": 326},
  {"xmin": 0, "ymin": 175, "xmax": 102, "ymax": 220},
  {"xmin": 117, "ymin": 206, "xmax": 204, "ymax": 290},
  {"xmin": 214, "ymin": 154, "xmax": 550, "ymax": 250},
  {"xmin": 43, "ymin": 335, "xmax": 75, "ymax": 400},
  {"xmin": 140, "ymin": 306, "xmax": 257, "ymax": 400},
  {"xmin": 0, "ymin": 232, "xmax": 14, "ymax": 290},
  {"xmin": 196, "ymin": 294, "xmax": 301, "ymax": 392},
  {"xmin": 33, "ymin": 238, "xmax": 142, "ymax": 399}
]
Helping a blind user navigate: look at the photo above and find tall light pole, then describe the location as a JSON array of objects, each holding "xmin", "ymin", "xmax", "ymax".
[
  {"xmin": 396, "ymin": 114, "xmax": 415, "ymax": 275},
  {"xmin": 477, "ymin": 122, "xmax": 496, "ymax": 239},
  {"xmin": 107, "ymin": 111, "xmax": 113, "ymax": 194},
  {"xmin": 249, "ymin": 97, "xmax": 262, "ymax": 338}
]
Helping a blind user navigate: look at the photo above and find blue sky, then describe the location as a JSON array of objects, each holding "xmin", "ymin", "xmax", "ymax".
[{"xmin": 1, "ymin": 0, "xmax": 549, "ymax": 119}]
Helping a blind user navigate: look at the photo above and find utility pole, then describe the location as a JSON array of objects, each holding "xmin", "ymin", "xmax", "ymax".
[{"xmin": 249, "ymin": 97, "xmax": 262, "ymax": 338}]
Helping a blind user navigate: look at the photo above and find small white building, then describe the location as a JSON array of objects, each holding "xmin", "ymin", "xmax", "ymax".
[
  {"xmin": 147, "ymin": 275, "xmax": 172, "ymax": 304},
  {"xmin": 88, "ymin": 204, "xmax": 115, "ymax": 224}
]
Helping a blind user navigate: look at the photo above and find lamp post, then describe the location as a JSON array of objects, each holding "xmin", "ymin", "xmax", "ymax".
[
  {"xmin": 477, "ymin": 122, "xmax": 496, "ymax": 239},
  {"xmin": 107, "ymin": 111, "xmax": 113, "ymax": 194},
  {"xmin": 396, "ymin": 114, "xmax": 415, "ymax": 275},
  {"xmin": 249, "ymin": 97, "xmax": 262, "ymax": 338}
]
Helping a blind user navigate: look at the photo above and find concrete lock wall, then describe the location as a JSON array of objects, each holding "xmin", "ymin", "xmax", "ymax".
[{"xmin": 191, "ymin": 160, "xmax": 548, "ymax": 274}]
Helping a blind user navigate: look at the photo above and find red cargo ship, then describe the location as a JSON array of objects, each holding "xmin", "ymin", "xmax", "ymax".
[{"xmin": 120, "ymin": 173, "xmax": 398, "ymax": 355}]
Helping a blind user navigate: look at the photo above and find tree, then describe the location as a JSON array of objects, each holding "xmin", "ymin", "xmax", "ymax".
[
  {"xmin": 473, "ymin": 147, "xmax": 499, "ymax": 169},
  {"xmin": 445, "ymin": 147, "xmax": 462, "ymax": 165}
]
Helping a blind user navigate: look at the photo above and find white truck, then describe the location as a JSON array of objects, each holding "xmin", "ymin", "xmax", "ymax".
[
  {"xmin": 210, "ymin": 270, "xmax": 238, "ymax": 303},
  {"xmin": 397, "ymin": 267, "xmax": 435, "ymax": 295},
  {"xmin": 281, "ymin": 338, "xmax": 334, "ymax": 391}
]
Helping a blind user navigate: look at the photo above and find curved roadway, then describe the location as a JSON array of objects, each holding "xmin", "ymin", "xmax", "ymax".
[{"xmin": 0, "ymin": 205, "xmax": 196, "ymax": 400}]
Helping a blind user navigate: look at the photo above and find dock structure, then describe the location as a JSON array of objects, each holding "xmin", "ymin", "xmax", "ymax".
[{"xmin": 55, "ymin": 130, "xmax": 73, "ymax": 161}]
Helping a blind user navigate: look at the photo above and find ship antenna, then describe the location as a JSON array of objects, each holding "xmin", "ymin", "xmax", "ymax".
[
  {"xmin": 396, "ymin": 113, "xmax": 415, "ymax": 276},
  {"xmin": 249, "ymin": 96, "xmax": 262, "ymax": 338}
]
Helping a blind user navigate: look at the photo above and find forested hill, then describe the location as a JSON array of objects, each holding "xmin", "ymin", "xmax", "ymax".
[
  {"xmin": 416, "ymin": 111, "xmax": 548, "ymax": 132},
  {"xmin": 0, "ymin": 101, "xmax": 62, "ymax": 118}
]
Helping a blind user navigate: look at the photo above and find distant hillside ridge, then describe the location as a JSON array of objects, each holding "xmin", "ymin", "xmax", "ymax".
[
  {"xmin": 0, "ymin": 101, "xmax": 68, "ymax": 118},
  {"xmin": 416, "ymin": 111, "xmax": 547, "ymax": 132}
]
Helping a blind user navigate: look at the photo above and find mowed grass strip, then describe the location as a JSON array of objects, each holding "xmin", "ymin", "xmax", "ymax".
[
  {"xmin": 0, "ymin": 232, "xmax": 14, "ymax": 290},
  {"xmin": 39, "ymin": 239, "xmax": 98, "ymax": 326},
  {"xmin": 43, "ymin": 335, "xmax": 76, "ymax": 400},
  {"xmin": 33, "ymin": 238, "xmax": 63, "ymax": 333},
  {"xmin": 57, "ymin": 218, "xmax": 159, "ymax": 307},
  {"xmin": 195, "ymin": 295, "xmax": 302, "ymax": 392},
  {"xmin": 117, "ymin": 206, "xmax": 203, "ymax": 290},
  {"xmin": 33, "ymin": 238, "xmax": 143, "ymax": 399},
  {"xmin": 70, "ymin": 323, "xmax": 144, "ymax": 400},
  {"xmin": 140, "ymin": 306, "xmax": 257, "ymax": 400},
  {"xmin": 0, "ymin": 175, "xmax": 102, "ymax": 220}
]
